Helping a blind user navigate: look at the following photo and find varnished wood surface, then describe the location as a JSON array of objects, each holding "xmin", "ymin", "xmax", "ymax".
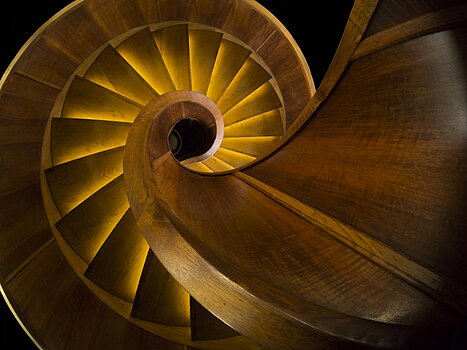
[
  {"xmin": 354, "ymin": 2, "xmax": 467, "ymax": 60},
  {"xmin": 125, "ymin": 107, "xmax": 460, "ymax": 348},
  {"xmin": 56, "ymin": 175, "xmax": 129, "ymax": 263},
  {"xmin": 46, "ymin": 147, "xmax": 124, "ymax": 215},
  {"xmin": 364, "ymin": 0, "xmax": 466, "ymax": 38},
  {"xmin": 132, "ymin": 250, "xmax": 190, "ymax": 327},
  {"xmin": 85, "ymin": 209, "xmax": 148, "ymax": 302},
  {"xmin": 3, "ymin": 242, "xmax": 185, "ymax": 350},
  {"xmin": 51, "ymin": 117, "xmax": 131, "ymax": 165},
  {"xmin": 116, "ymin": 28, "xmax": 176, "ymax": 95},
  {"xmin": 245, "ymin": 26, "xmax": 467, "ymax": 292},
  {"xmin": 236, "ymin": 172, "xmax": 467, "ymax": 315},
  {"xmin": 154, "ymin": 24, "xmax": 192, "ymax": 91},
  {"xmin": 4, "ymin": 0, "xmax": 466, "ymax": 349},
  {"xmin": 84, "ymin": 45, "xmax": 158, "ymax": 105},
  {"xmin": 190, "ymin": 297, "xmax": 239, "ymax": 341},
  {"xmin": 0, "ymin": 185, "xmax": 52, "ymax": 281},
  {"xmin": 238, "ymin": 0, "xmax": 378, "ymax": 170}
]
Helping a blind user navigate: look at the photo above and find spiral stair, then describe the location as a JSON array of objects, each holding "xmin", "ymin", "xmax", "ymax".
[{"xmin": 1, "ymin": 0, "xmax": 467, "ymax": 349}]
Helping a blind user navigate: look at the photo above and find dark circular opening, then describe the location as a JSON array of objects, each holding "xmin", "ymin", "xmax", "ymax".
[
  {"xmin": 168, "ymin": 130, "xmax": 182, "ymax": 155},
  {"xmin": 168, "ymin": 118, "xmax": 216, "ymax": 162}
]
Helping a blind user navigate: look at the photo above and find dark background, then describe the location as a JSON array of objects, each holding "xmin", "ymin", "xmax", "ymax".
[{"xmin": 0, "ymin": 1, "xmax": 353, "ymax": 348}]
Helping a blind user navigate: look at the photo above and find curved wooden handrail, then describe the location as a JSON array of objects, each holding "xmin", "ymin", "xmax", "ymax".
[{"xmin": 124, "ymin": 94, "xmax": 461, "ymax": 349}]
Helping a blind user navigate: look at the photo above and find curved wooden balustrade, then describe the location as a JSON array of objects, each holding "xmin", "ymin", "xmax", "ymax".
[{"xmin": 1, "ymin": 0, "xmax": 467, "ymax": 349}]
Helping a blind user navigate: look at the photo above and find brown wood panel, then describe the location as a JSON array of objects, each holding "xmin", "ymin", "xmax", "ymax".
[
  {"xmin": 0, "ymin": 185, "xmax": 52, "ymax": 280},
  {"xmin": 0, "ymin": 73, "xmax": 59, "ymax": 144},
  {"xmin": 56, "ymin": 175, "xmax": 129, "ymax": 264},
  {"xmin": 364, "ymin": 0, "xmax": 466, "ymax": 38},
  {"xmin": 84, "ymin": 45, "xmax": 158, "ymax": 105},
  {"xmin": 257, "ymin": 30, "xmax": 311, "ymax": 128},
  {"xmin": 4, "ymin": 242, "xmax": 185, "ymax": 350},
  {"xmin": 157, "ymin": 0, "xmax": 194, "ymax": 22},
  {"xmin": 190, "ymin": 297, "xmax": 239, "ymax": 341},
  {"xmin": 0, "ymin": 73, "xmax": 59, "ymax": 116},
  {"xmin": 355, "ymin": 2, "xmax": 467, "ymax": 60},
  {"xmin": 84, "ymin": 0, "xmax": 146, "ymax": 39},
  {"xmin": 245, "ymin": 28, "xmax": 467, "ymax": 287},
  {"xmin": 0, "ymin": 142, "xmax": 42, "ymax": 196},
  {"xmin": 11, "ymin": 0, "xmax": 152, "ymax": 90},
  {"xmin": 124, "ymin": 104, "xmax": 462, "ymax": 349},
  {"xmin": 154, "ymin": 159, "xmax": 456, "ymax": 327},
  {"xmin": 223, "ymin": 0, "xmax": 276, "ymax": 51},
  {"xmin": 190, "ymin": 0, "xmax": 236, "ymax": 29},
  {"xmin": 51, "ymin": 118, "xmax": 131, "ymax": 165},
  {"xmin": 132, "ymin": 250, "xmax": 190, "ymax": 327},
  {"xmin": 46, "ymin": 147, "xmax": 125, "ymax": 216},
  {"xmin": 85, "ymin": 209, "xmax": 148, "ymax": 302}
]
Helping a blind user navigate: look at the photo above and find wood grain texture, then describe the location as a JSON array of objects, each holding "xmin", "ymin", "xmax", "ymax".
[
  {"xmin": 46, "ymin": 147, "xmax": 124, "ymax": 215},
  {"xmin": 132, "ymin": 250, "xmax": 190, "ymax": 327},
  {"xmin": 0, "ymin": 185, "xmax": 52, "ymax": 281},
  {"xmin": 84, "ymin": 45, "xmax": 158, "ymax": 105},
  {"xmin": 237, "ymin": 0, "xmax": 378, "ymax": 171},
  {"xmin": 236, "ymin": 172, "xmax": 467, "ymax": 315},
  {"xmin": 56, "ymin": 175, "xmax": 129, "ymax": 263},
  {"xmin": 245, "ymin": 27, "xmax": 467, "ymax": 298},
  {"xmin": 3, "ymin": 242, "xmax": 185, "ymax": 350},
  {"xmin": 125, "ymin": 104, "xmax": 460, "ymax": 348},
  {"xmin": 257, "ymin": 30, "xmax": 311, "ymax": 128},
  {"xmin": 189, "ymin": 29, "xmax": 223, "ymax": 95},
  {"xmin": 117, "ymin": 28, "xmax": 176, "ymax": 95},
  {"xmin": 223, "ymin": 109, "xmax": 284, "ymax": 137},
  {"xmin": 190, "ymin": 297, "xmax": 239, "ymax": 341},
  {"xmin": 222, "ymin": 82, "xmax": 282, "ymax": 126},
  {"xmin": 61, "ymin": 76, "xmax": 143, "ymax": 122},
  {"xmin": 85, "ymin": 209, "xmax": 148, "ymax": 302},
  {"xmin": 153, "ymin": 24, "xmax": 192, "ymax": 91},
  {"xmin": 216, "ymin": 58, "xmax": 272, "ymax": 115},
  {"xmin": 206, "ymin": 39, "xmax": 251, "ymax": 104},
  {"xmin": 354, "ymin": 2, "xmax": 467, "ymax": 59},
  {"xmin": 51, "ymin": 117, "xmax": 131, "ymax": 165},
  {"xmin": 364, "ymin": 0, "xmax": 466, "ymax": 38}
]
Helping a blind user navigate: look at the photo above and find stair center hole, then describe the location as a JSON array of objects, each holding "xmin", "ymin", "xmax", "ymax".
[{"xmin": 168, "ymin": 118, "xmax": 216, "ymax": 161}]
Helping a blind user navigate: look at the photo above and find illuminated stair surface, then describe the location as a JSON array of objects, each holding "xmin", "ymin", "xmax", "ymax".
[
  {"xmin": 42, "ymin": 17, "xmax": 299, "ymax": 350},
  {"xmin": 1, "ymin": 0, "xmax": 467, "ymax": 350}
]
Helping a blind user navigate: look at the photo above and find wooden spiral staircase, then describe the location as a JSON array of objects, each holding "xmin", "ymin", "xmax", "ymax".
[{"xmin": 1, "ymin": 1, "xmax": 467, "ymax": 349}]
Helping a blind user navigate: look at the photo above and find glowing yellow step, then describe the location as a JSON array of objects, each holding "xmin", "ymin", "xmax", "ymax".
[
  {"xmin": 224, "ymin": 109, "xmax": 284, "ymax": 137},
  {"xmin": 51, "ymin": 118, "xmax": 131, "ymax": 165},
  {"xmin": 85, "ymin": 209, "xmax": 149, "ymax": 302},
  {"xmin": 132, "ymin": 251, "xmax": 190, "ymax": 326},
  {"xmin": 185, "ymin": 162, "xmax": 213, "ymax": 173},
  {"xmin": 153, "ymin": 24, "xmax": 191, "ymax": 91},
  {"xmin": 214, "ymin": 148, "xmax": 256, "ymax": 168},
  {"xmin": 62, "ymin": 76, "xmax": 142, "ymax": 123},
  {"xmin": 216, "ymin": 57, "xmax": 271, "ymax": 114},
  {"xmin": 116, "ymin": 28, "xmax": 175, "ymax": 95},
  {"xmin": 207, "ymin": 39, "xmax": 250, "ymax": 103},
  {"xmin": 46, "ymin": 147, "xmax": 125, "ymax": 216},
  {"xmin": 56, "ymin": 175, "xmax": 129, "ymax": 264},
  {"xmin": 222, "ymin": 81, "xmax": 282, "ymax": 126},
  {"xmin": 201, "ymin": 156, "xmax": 235, "ymax": 172},
  {"xmin": 189, "ymin": 29, "xmax": 223, "ymax": 95},
  {"xmin": 221, "ymin": 136, "xmax": 279, "ymax": 158},
  {"xmin": 84, "ymin": 45, "xmax": 157, "ymax": 105}
]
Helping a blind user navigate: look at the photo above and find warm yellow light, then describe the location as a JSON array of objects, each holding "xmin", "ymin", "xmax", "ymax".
[
  {"xmin": 221, "ymin": 136, "xmax": 279, "ymax": 157},
  {"xmin": 61, "ymin": 77, "xmax": 142, "ymax": 123},
  {"xmin": 222, "ymin": 81, "xmax": 282, "ymax": 126},
  {"xmin": 224, "ymin": 109, "xmax": 284, "ymax": 137}
]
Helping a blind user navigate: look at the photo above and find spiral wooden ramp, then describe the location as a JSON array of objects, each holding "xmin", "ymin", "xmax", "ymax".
[{"xmin": 1, "ymin": 0, "xmax": 467, "ymax": 349}]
